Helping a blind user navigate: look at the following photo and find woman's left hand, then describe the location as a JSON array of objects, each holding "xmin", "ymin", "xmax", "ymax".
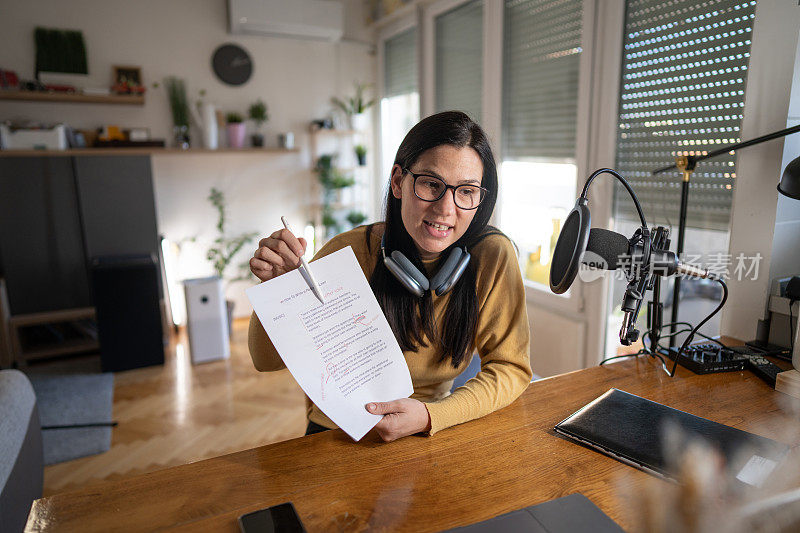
[{"xmin": 366, "ymin": 398, "xmax": 432, "ymax": 442}]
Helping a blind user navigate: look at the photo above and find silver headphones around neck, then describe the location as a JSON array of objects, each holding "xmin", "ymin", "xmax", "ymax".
[{"xmin": 380, "ymin": 233, "xmax": 470, "ymax": 297}]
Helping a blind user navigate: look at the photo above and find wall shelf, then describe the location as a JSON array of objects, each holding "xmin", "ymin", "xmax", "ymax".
[
  {"xmin": 0, "ymin": 90, "xmax": 145, "ymax": 105},
  {"xmin": 0, "ymin": 147, "xmax": 300, "ymax": 157},
  {"xmin": 308, "ymin": 128, "xmax": 357, "ymax": 136}
]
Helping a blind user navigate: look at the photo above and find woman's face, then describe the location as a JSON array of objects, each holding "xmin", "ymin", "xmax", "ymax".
[{"xmin": 390, "ymin": 145, "xmax": 484, "ymax": 260}]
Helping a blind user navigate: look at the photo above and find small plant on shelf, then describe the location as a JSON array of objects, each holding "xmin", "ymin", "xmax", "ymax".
[
  {"xmin": 226, "ymin": 112, "xmax": 244, "ymax": 124},
  {"xmin": 225, "ymin": 112, "xmax": 246, "ymax": 149},
  {"xmin": 315, "ymin": 154, "xmax": 354, "ymax": 197},
  {"xmin": 354, "ymin": 144, "xmax": 367, "ymax": 166},
  {"xmin": 164, "ymin": 77, "xmax": 190, "ymax": 148},
  {"xmin": 346, "ymin": 211, "xmax": 367, "ymax": 228},
  {"xmin": 322, "ymin": 208, "xmax": 340, "ymax": 236},
  {"xmin": 315, "ymin": 154, "xmax": 355, "ymax": 238},
  {"xmin": 248, "ymin": 99, "xmax": 268, "ymax": 147},
  {"xmin": 331, "ymin": 82, "xmax": 375, "ymax": 116},
  {"xmin": 331, "ymin": 82, "xmax": 375, "ymax": 130}
]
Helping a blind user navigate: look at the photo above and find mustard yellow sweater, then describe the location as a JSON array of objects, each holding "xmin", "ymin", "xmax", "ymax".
[{"xmin": 248, "ymin": 225, "xmax": 532, "ymax": 435}]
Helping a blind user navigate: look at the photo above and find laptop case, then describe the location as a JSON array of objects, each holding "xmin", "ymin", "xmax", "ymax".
[{"xmin": 554, "ymin": 388, "xmax": 788, "ymax": 487}]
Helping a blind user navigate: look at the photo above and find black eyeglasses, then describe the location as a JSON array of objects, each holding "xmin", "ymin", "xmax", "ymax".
[{"xmin": 402, "ymin": 168, "xmax": 488, "ymax": 210}]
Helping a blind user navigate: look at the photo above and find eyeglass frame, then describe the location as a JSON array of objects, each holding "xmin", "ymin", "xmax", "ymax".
[{"xmin": 401, "ymin": 168, "xmax": 488, "ymax": 210}]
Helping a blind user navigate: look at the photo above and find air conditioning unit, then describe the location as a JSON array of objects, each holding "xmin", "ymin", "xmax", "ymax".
[{"xmin": 228, "ymin": 0, "xmax": 344, "ymax": 42}]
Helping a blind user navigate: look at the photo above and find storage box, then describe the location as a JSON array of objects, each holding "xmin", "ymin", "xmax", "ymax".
[{"xmin": 0, "ymin": 124, "xmax": 68, "ymax": 150}]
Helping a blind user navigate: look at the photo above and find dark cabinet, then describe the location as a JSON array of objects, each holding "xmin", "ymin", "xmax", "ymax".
[
  {"xmin": 74, "ymin": 156, "xmax": 160, "ymax": 260},
  {"xmin": 0, "ymin": 155, "xmax": 160, "ymax": 316}
]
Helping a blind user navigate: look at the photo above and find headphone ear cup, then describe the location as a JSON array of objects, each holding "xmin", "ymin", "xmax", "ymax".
[
  {"xmin": 390, "ymin": 251, "xmax": 430, "ymax": 291},
  {"xmin": 429, "ymin": 247, "xmax": 463, "ymax": 293},
  {"xmin": 384, "ymin": 255, "xmax": 426, "ymax": 297},
  {"xmin": 433, "ymin": 250, "xmax": 470, "ymax": 296}
]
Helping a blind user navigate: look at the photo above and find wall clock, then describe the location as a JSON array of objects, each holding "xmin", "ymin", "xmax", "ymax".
[{"xmin": 212, "ymin": 44, "xmax": 252, "ymax": 86}]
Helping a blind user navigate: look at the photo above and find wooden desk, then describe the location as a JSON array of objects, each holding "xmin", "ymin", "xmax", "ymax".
[{"xmin": 26, "ymin": 355, "xmax": 800, "ymax": 532}]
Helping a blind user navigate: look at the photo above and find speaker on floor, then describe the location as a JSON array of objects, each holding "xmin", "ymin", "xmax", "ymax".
[{"xmin": 91, "ymin": 255, "xmax": 164, "ymax": 372}]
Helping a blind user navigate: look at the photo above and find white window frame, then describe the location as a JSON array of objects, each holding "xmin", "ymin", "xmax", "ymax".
[
  {"xmin": 497, "ymin": 0, "xmax": 599, "ymax": 317},
  {"xmin": 377, "ymin": 13, "xmax": 420, "ymax": 218},
  {"xmin": 422, "ymin": 0, "xmax": 486, "ymax": 120},
  {"xmin": 375, "ymin": 0, "xmax": 627, "ymax": 365}
]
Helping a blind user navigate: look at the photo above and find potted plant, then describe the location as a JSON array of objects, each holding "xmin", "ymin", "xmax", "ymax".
[
  {"xmin": 165, "ymin": 77, "xmax": 190, "ymax": 149},
  {"xmin": 315, "ymin": 154, "xmax": 355, "ymax": 200},
  {"xmin": 205, "ymin": 187, "xmax": 258, "ymax": 334},
  {"xmin": 346, "ymin": 211, "xmax": 367, "ymax": 228},
  {"xmin": 354, "ymin": 144, "xmax": 367, "ymax": 166},
  {"xmin": 315, "ymin": 154, "xmax": 355, "ymax": 238},
  {"xmin": 321, "ymin": 208, "xmax": 339, "ymax": 238},
  {"xmin": 248, "ymin": 99, "xmax": 268, "ymax": 147},
  {"xmin": 331, "ymin": 82, "xmax": 375, "ymax": 131},
  {"xmin": 226, "ymin": 112, "xmax": 246, "ymax": 149}
]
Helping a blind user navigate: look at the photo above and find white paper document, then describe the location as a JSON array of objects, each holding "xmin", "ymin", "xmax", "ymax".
[{"xmin": 246, "ymin": 246, "xmax": 413, "ymax": 441}]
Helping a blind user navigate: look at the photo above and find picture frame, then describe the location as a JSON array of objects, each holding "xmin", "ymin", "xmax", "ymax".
[{"xmin": 112, "ymin": 65, "xmax": 144, "ymax": 94}]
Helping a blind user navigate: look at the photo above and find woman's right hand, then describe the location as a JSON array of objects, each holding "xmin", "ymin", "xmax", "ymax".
[{"xmin": 249, "ymin": 228, "xmax": 308, "ymax": 282}]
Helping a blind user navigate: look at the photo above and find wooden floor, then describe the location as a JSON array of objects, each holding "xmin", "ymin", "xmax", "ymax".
[{"xmin": 42, "ymin": 317, "xmax": 307, "ymax": 496}]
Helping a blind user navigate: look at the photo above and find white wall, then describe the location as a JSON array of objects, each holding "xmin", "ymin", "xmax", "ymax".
[
  {"xmin": 768, "ymin": 28, "xmax": 800, "ymax": 283},
  {"xmin": 722, "ymin": 2, "xmax": 800, "ymax": 339},
  {"xmin": 0, "ymin": 0, "xmax": 377, "ymax": 317}
]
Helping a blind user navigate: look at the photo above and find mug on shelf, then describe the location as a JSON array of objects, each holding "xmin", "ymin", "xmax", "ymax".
[{"xmin": 278, "ymin": 132, "xmax": 294, "ymax": 149}]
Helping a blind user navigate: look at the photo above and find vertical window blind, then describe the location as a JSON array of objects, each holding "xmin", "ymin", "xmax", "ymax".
[
  {"xmin": 614, "ymin": 0, "xmax": 756, "ymax": 231},
  {"xmin": 435, "ymin": 0, "xmax": 483, "ymax": 122},
  {"xmin": 384, "ymin": 28, "xmax": 418, "ymax": 98},
  {"xmin": 502, "ymin": 0, "xmax": 583, "ymax": 160}
]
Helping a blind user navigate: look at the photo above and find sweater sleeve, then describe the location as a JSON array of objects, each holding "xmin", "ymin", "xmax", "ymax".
[
  {"xmin": 423, "ymin": 235, "xmax": 532, "ymax": 435},
  {"xmin": 248, "ymin": 311, "xmax": 286, "ymax": 371}
]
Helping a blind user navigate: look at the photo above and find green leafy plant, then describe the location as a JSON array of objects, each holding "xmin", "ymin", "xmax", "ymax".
[
  {"xmin": 226, "ymin": 112, "xmax": 244, "ymax": 124},
  {"xmin": 248, "ymin": 99, "xmax": 269, "ymax": 128},
  {"xmin": 354, "ymin": 144, "xmax": 367, "ymax": 165},
  {"xmin": 206, "ymin": 187, "xmax": 258, "ymax": 281},
  {"xmin": 331, "ymin": 82, "xmax": 375, "ymax": 116},
  {"xmin": 315, "ymin": 154, "xmax": 354, "ymax": 191},
  {"xmin": 164, "ymin": 77, "xmax": 189, "ymax": 127},
  {"xmin": 346, "ymin": 211, "xmax": 367, "ymax": 226},
  {"xmin": 322, "ymin": 209, "xmax": 338, "ymax": 229}
]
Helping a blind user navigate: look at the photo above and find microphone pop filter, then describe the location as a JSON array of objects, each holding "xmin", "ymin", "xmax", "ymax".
[{"xmin": 549, "ymin": 198, "xmax": 590, "ymax": 294}]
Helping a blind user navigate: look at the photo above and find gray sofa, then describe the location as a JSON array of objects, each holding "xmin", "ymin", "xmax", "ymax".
[{"xmin": 0, "ymin": 369, "xmax": 43, "ymax": 533}]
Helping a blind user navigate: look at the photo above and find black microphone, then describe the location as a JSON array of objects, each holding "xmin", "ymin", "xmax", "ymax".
[
  {"xmin": 582, "ymin": 228, "xmax": 715, "ymax": 280},
  {"xmin": 548, "ymin": 168, "xmax": 710, "ymax": 346}
]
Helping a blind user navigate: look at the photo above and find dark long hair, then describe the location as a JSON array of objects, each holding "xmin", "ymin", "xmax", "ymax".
[{"xmin": 366, "ymin": 111, "xmax": 501, "ymax": 368}]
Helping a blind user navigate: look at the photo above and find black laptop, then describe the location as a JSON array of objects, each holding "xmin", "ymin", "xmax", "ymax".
[
  {"xmin": 554, "ymin": 388, "xmax": 788, "ymax": 487},
  {"xmin": 443, "ymin": 493, "xmax": 624, "ymax": 533}
]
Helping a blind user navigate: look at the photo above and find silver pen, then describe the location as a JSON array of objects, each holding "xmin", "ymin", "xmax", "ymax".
[{"xmin": 281, "ymin": 216, "xmax": 325, "ymax": 305}]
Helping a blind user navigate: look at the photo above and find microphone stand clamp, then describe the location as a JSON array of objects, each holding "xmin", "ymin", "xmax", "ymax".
[{"xmin": 618, "ymin": 226, "xmax": 651, "ymax": 345}]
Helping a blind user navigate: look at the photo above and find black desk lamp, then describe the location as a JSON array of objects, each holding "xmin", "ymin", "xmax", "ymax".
[
  {"xmin": 778, "ymin": 153, "xmax": 800, "ymax": 200},
  {"xmin": 652, "ymin": 124, "xmax": 800, "ymax": 349}
]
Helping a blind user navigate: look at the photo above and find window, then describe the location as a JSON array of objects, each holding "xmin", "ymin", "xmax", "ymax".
[
  {"xmin": 435, "ymin": 0, "xmax": 483, "ymax": 122},
  {"xmin": 381, "ymin": 28, "xmax": 420, "ymax": 186},
  {"xmin": 499, "ymin": 0, "xmax": 583, "ymax": 289},
  {"xmin": 607, "ymin": 0, "xmax": 756, "ymax": 355}
]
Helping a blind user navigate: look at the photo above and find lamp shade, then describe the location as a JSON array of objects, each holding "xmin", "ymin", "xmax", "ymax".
[{"xmin": 778, "ymin": 155, "xmax": 800, "ymax": 200}]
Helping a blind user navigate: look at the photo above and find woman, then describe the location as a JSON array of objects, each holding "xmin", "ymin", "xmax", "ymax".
[{"xmin": 248, "ymin": 111, "xmax": 532, "ymax": 441}]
